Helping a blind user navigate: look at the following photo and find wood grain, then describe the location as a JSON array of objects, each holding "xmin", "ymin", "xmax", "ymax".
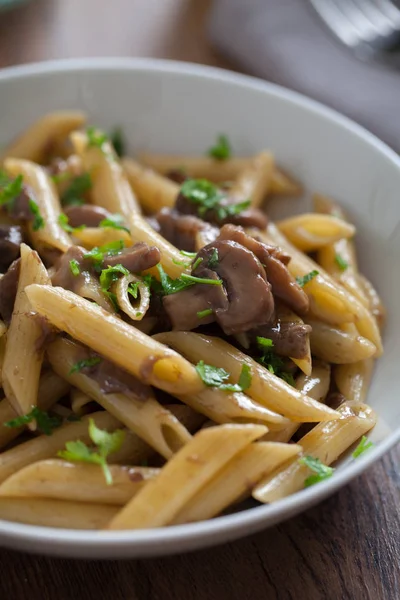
[{"xmin": 0, "ymin": 1, "xmax": 399, "ymax": 599}]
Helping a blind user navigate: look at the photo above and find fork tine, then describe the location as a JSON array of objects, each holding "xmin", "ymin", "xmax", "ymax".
[
  {"xmin": 308, "ymin": 0, "xmax": 364, "ymax": 47},
  {"xmin": 351, "ymin": 0, "xmax": 400, "ymax": 36},
  {"xmin": 329, "ymin": 0, "xmax": 383, "ymax": 44}
]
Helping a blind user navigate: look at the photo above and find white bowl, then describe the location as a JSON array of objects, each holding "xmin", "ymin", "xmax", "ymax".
[{"xmin": 0, "ymin": 58, "xmax": 399, "ymax": 559}]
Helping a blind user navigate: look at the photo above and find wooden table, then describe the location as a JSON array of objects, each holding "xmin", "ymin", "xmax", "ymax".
[{"xmin": 0, "ymin": 1, "xmax": 399, "ymax": 598}]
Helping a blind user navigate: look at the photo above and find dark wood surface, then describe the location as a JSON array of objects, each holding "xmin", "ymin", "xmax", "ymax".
[{"xmin": 0, "ymin": 1, "xmax": 399, "ymax": 599}]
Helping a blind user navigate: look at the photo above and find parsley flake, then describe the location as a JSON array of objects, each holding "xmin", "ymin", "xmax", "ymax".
[
  {"xmin": 58, "ymin": 213, "xmax": 85, "ymax": 234},
  {"xmin": 335, "ymin": 254, "xmax": 349, "ymax": 271},
  {"xmin": 4, "ymin": 407, "xmax": 62, "ymax": 436},
  {"xmin": 208, "ymin": 248, "xmax": 219, "ymax": 269},
  {"xmin": 69, "ymin": 356, "xmax": 102, "ymax": 375},
  {"xmin": 256, "ymin": 337, "xmax": 295, "ymax": 386},
  {"xmin": 128, "ymin": 282, "xmax": 139, "ymax": 299},
  {"xmin": 154, "ymin": 264, "xmax": 222, "ymax": 296},
  {"xmin": 352, "ymin": 435, "xmax": 374, "ymax": 458},
  {"xmin": 0, "ymin": 173, "xmax": 23, "ymax": 208},
  {"xmin": 29, "ymin": 199, "xmax": 45, "ymax": 231},
  {"xmin": 180, "ymin": 250, "xmax": 197, "ymax": 258},
  {"xmin": 110, "ymin": 127, "xmax": 125, "ymax": 157},
  {"xmin": 99, "ymin": 213, "xmax": 129, "ymax": 233},
  {"xmin": 100, "ymin": 264, "xmax": 130, "ymax": 292},
  {"xmin": 83, "ymin": 240, "xmax": 124, "ymax": 271},
  {"xmin": 69, "ymin": 259, "xmax": 80, "ymax": 276},
  {"xmin": 197, "ymin": 308, "xmax": 213, "ymax": 319},
  {"xmin": 57, "ymin": 418, "xmax": 125, "ymax": 484},
  {"xmin": 296, "ymin": 270, "xmax": 319, "ymax": 287},
  {"xmin": 87, "ymin": 127, "xmax": 109, "ymax": 151},
  {"xmin": 195, "ymin": 361, "xmax": 252, "ymax": 393},
  {"xmin": 298, "ymin": 455, "xmax": 334, "ymax": 487},
  {"xmin": 207, "ymin": 134, "xmax": 232, "ymax": 160},
  {"xmin": 61, "ymin": 173, "xmax": 92, "ymax": 206}
]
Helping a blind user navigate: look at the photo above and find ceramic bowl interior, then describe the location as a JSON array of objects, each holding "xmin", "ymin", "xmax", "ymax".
[{"xmin": 0, "ymin": 58, "xmax": 399, "ymax": 559}]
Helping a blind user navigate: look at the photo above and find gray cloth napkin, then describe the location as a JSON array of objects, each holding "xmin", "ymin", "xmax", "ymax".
[{"xmin": 208, "ymin": 0, "xmax": 400, "ymax": 150}]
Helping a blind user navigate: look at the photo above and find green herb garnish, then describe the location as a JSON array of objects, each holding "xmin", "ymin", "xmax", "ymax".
[
  {"xmin": 296, "ymin": 270, "xmax": 319, "ymax": 287},
  {"xmin": 238, "ymin": 363, "xmax": 252, "ymax": 391},
  {"xmin": 99, "ymin": 213, "xmax": 129, "ymax": 233},
  {"xmin": 207, "ymin": 134, "xmax": 231, "ymax": 161},
  {"xmin": 180, "ymin": 250, "xmax": 197, "ymax": 258},
  {"xmin": 352, "ymin": 435, "xmax": 374, "ymax": 458},
  {"xmin": 128, "ymin": 282, "xmax": 139, "ymax": 299},
  {"xmin": 61, "ymin": 173, "xmax": 92, "ymax": 206},
  {"xmin": 110, "ymin": 127, "xmax": 125, "ymax": 157},
  {"xmin": 58, "ymin": 213, "xmax": 85, "ymax": 234},
  {"xmin": 83, "ymin": 240, "xmax": 124, "ymax": 271},
  {"xmin": 87, "ymin": 127, "xmax": 109, "ymax": 151},
  {"xmin": 29, "ymin": 199, "xmax": 45, "ymax": 231},
  {"xmin": 197, "ymin": 308, "xmax": 213, "ymax": 319},
  {"xmin": 99, "ymin": 264, "xmax": 130, "ymax": 292},
  {"xmin": 4, "ymin": 407, "xmax": 62, "ymax": 436},
  {"xmin": 180, "ymin": 178, "xmax": 250, "ymax": 221},
  {"xmin": 57, "ymin": 418, "xmax": 125, "ymax": 485},
  {"xmin": 192, "ymin": 257, "xmax": 203, "ymax": 271},
  {"xmin": 155, "ymin": 264, "xmax": 222, "ymax": 296},
  {"xmin": 69, "ymin": 356, "xmax": 102, "ymax": 375},
  {"xmin": 335, "ymin": 254, "xmax": 349, "ymax": 271},
  {"xmin": 195, "ymin": 361, "xmax": 252, "ymax": 393},
  {"xmin": 0, "ymin": 173, "xmax": 23, "ymax": 208},
  {"xmin": 256, "ymin": 337, "xmax": 295, "ymax": 386},
  {"xmin": 69, "ymin": 259, "xmax": 80, "ymax": 276},
  {"xmin": 298, "ymin": 456, "xmax": 334, "ymax": 487},
  {"xmin": 208, "ymin": 248, "xmax": 219, "ymax": 269}
]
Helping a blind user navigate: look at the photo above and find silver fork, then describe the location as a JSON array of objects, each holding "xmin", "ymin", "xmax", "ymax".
[{"xmin": 309, "ymin": 0, "xmax": 400, "ymax": 65}]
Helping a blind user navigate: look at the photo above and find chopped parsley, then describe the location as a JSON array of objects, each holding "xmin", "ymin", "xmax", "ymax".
[
  {"xmin": 57, "ymin": 418, "xmax": 125, "ymax": 485},
  {"xmin": 83, "ymin": 240, "xmax": 124, "ymax": 271},
  {"xmin": 99, "ymin": 213, "xmax": 129, "ymax": 233},
  {"xmin": 100, "ymin": 264, "xmax": 130, "ymax": 292},
  {"xmin": 195, "ymin": 361, "xmax": 252, "ymax": 393},
  {"xmin": 296, "ymin": 270, "xmax": 319, "ymax": 287},
  {"xmin": 4, "ymin": 407, "xmax": 62, "ymax": 436},
  {"xmin": 61, "ymin": 173, "xmax": 92, "ymax": 206},
  {"xmin": 180, "ymin": 178, "xmax": 250, "ymax": 221},
  {"xmin": 208, "ymin": 248, "xmax": 219, "ymax": 269},
  {"xmin": 0, "ymin": 173, "xmax": 23, "ymax": 208},
  {"xmin": 298, "ymin": 456, "xmax": 334, "ymax": 487},
  {"xmin": 155, "ymin": 264, "xmax": 223, "ymax": 296},
  {"xmin": 207, "ymin": 134, "xmax": 231, "ymax": 160},
  {"xmin": 197, "ymin": 308, "xmax": 213, "ymax": 319},
  {"xmin": 69, "ymin": 356, "xmax": 102, "ymax": 375},
  {"xmin": 58, "ymin": 213, "xmax": 85, "ymax": 234},
  {"xmin": 352, "ymin": 435, "xmax": 374, "ymax": 458},
  {"xmin": 110, "ymin": 127, "xmax": 125, "ymax": 157},
  {"xmin": 29, "ymin": 199, "xmax": 45, "ymax": 231},
  {"xmin": 69, "ymin": 259, "xmax": 80, "ymax": 276},
  {"xmin": 180, "ymin": 250, "xmax": 197, "ymax": 258},
  {"xmin": 335, "ymin": 254, "xmax": 349, "ymax": 271},
  {"xmin": 256, "ymin": 337, "xmax": 295, "ymax": 386},
  {"xmin": 87, "ymin": 126, "xmax": 109, "ymax": 151},
  {"xmin": 128, "ymin": 282, "xmax": 139, "ymax": 299},
  {"xmin": 192, "ymin": 257, "xmax": 203, "ymax": 271}
]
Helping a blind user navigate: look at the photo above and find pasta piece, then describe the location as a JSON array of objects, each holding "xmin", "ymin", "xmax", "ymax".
[
  {"xmin": 107, "ymin": 424, "xmax": 267, "ymax": 529},
  {"xmin": 2, "ymin": 244, "xmax": 51, "ymax": 420},
  {"xmin": 25, "ymin": 285, "xmax": 202, "ymax": 396},
  {"xmin": 156, "ymin": 332, "xmax": 340, "ymax": 422},
  {"xmin": 0, "ymin": 335, "xmax": 6, "ymax": 388},
  {"xmin": 128, "ymin": 214, "xmax": 188, "ymax": 279},
  {"xmin": 269, "ymin": 168, "xmax": 302, "ymax": 196},
  {"xmin": 1, "ymin": 111, "xmax": 86, "ymax": 163},
  {"xmin": 0, "ymin": 498, "xmax": 117, "ymax": 529},
  {"xmin": 171, "ymin": 442, "xmax": 301, "ymax": 524},
  {"xmin": 71, "ymin": 271, "xmax": 115, "ymax": 313},
  {"xmin": 357, "ymin": 274, "xmax": 386, "ymax": 330},
  {"xmin": 306, "ymin": 318, "xmax": 377, "ymax": 363},
  {"xmin": 228, "ymin": 151, "xmax": 274, "ymax": 208},
  {"xmin": 70, "ymin": 389, "xmax": 92, "ymax": 415},
  {"xmin": 0, "ymin": 460, "xmax": 159, "ymax": 505},
  {"xmin": 334, "ymin": 359, "xmax": 374, "ymax": 403},
  {"xmin": 277, "ymin": 214, "xmax": 355, "ymax": 253},
  {"xmin": 113, "ymin": 273, "xmax": 150, "ymax": 322},
  {"xmin": 0, "ymin": 371, "xmax": 70, "ymax": 450},
  {"xmin": 275, "ymin": 304, "xmax": 312, "ymax": 376},
  {"xmin": 48, "ymin": 337, "xmax": 193, "ymax": 459},
  {"xmin": 73, "ymin": 226, "xmax": 132, "ymax": 249},
  {"xmin": 0, "ymin": 411, "xmax": 122, "ymax": 484},
  {"xmin": 70, "ymin": 131, "xmax": 140, "ymax": 218},
  {"xmin": 4, "ymin": 159, "xmax": 72, "ymax": 255},
  {"xmin": 263, "ymin": 361, "xmax": 331, "ymax": 443},
  {"xmin": 166, "ymin": 404, "xmax": 207, "ymax": 433},
  {"xmin": 122, "ymin": 158, "xmax": 179, "ymax": 212},
  {"xmin": 258, "ymin": 224, "xmax": 383, "ymax": 354},
  {"xmin": 253, "ymin": 401, "xmax": 377, "ymax": 502}
]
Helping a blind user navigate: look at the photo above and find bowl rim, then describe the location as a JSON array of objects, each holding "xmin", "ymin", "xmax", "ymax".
[{"xmin": 0, "ymin": 57, "xmax": 399, "ymax": 555}]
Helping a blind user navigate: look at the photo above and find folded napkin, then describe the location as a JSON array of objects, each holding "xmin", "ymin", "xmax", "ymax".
[{"xmin": 208, "ymin": 0, "xmax": 400, "ymax": 150}]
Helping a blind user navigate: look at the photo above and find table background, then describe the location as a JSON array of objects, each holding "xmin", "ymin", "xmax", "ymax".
[{"xmin": 0, "ymin": 1, "xmax": 399, "ymax": 598}]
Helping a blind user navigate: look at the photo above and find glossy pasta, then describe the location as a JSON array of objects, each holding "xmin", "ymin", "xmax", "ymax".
[{"xmin": 0, "ymin": 113, "xmax": 383, "ymax": 531}]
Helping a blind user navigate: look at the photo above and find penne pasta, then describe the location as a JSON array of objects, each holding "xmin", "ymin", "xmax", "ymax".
[
  {"xmin": 263, "ymin": 361, "xmax": 331, "ymax": 443},
  {"xmin": 4, "ymin": 158, "xmax": 72, "ymax": 256},
  {"xmin": 334, "ymin": 358, "xmax": 374, "ymax": 404},
  {"xmin": 113, "ymin": 273, "xmax": 150, "ymax": 322},
  {"xmin": 253, "ymin": 401, "xmax": 377, "ymax": 503},
  {"xmin": 107, "ymin": 424, "xmax": 267, "ymax": 529},
  {"xmin": 122, "ymin": 158, "xmax": 179, "ymax": 212},
  {"xmin": 0, "ymin": 335, "xmax": 6, "ymax": 388},
  {"xmin": 2, "ymin": 244, "xmax": 51, "ymax": 420},
  {"xmin": 72, "ymin": 226, "xmax": 132, "ymax": 249},
  {"xmin": 0, "ymin": 497, "xmax": 118, "ymax": 529},
  {"xmin": 228, "ymin": 151, "xmax": 274, "ymax": 208},
  {"xmin": 277, "ymin": 213, "xmax": 355, "ymax": 253},
  {"xmin": 0, "ymin": 411, "xmax": 123, "ymax": 484},
  {"xmin": 70, "ymin": 131, "xmax": 141, "ymax": 218},
  {"xmin": 306, "ymin": 318, "xmax": 377, "ymax": 363},
  {"xmin": 269, "ymin": 167, "xmax": 302, "ymax": 196},
  {"xmin": 156, "ymin": 332, "xmax": 339, "ymax": 422},
  {"xmin": 70, "ymin": 389, "xmax": 92, "ymax": 415},
  {"xmin": 48, "ymin": 337, "xmax": 193, "ymax": 459},
  {"xmin": 0, "ymin": 459, "xmax": 159, "ymax": 505},
  {"xmin": 0, "ymin": 370, "xmax": 70, "ymax": 450},
  {"xmin": 171, "ymin": 442, "xmax": 302, "ymax": 524},
  {"xmin": 1, "ymin": 111, "xmax": 86, "ymax": 164},
  {"xmin": 25, "ymin": 285, "xmax": 203, "ymax": 396}
]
